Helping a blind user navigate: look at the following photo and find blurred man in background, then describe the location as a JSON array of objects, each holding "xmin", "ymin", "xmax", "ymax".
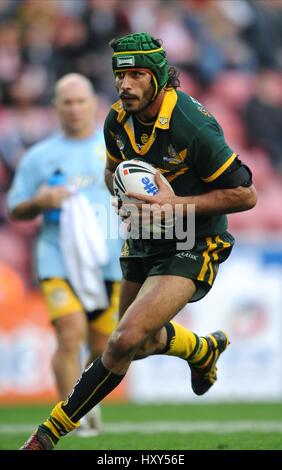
[
  {"xmin": 7, "ymin": 73, "xmax": 122, "ymax": 436},
  {"xmin": 244, "ymin": 69, "xmax": 282, "ymax": 171}
]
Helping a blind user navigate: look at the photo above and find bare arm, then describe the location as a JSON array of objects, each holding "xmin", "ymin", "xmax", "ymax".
[
  {"xmin": 104, "ymin": 157, "xmax": 120, "ymax": 195},
  {"xmin": 10, "ymin": 185, "xmax": 70, "ymax": 221},
  {"xmin": 127, "ymin": 172, "xmax": 257, "ymax": 216},
  {"xmin": 178, "ymin": 184, "xmax": 257, "ymax": 215},
  {"xmin": 11, "ymin": 199, "xmax": 42, "ymax": 220}
]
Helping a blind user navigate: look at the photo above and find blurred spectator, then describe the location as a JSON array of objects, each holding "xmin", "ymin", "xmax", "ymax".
[
  {"xmin": 9, "ymin": 65, "xmax": 52, "ymax": 105},
  {"xmin": 180, "ymin": 0, "xmax": 256, "ymax": 86},
  {"xmin": 56, "ymin": 0, "xmax": 88, "ymax": 17},
  {"xmin": 53, "ymin": 16, "xmax": 89, "ymax": 80},
  {"xmin": 0, "ymin": 21, "xmax": 22, "ymax": 104},
  {"xmin": 243, "ymin": 69, "xmax": 282, "ymax": 170},
  {"xmin": 16, "ymin": 0, "xmax": 57, "ymax": 29},
  {"xmin": 0, "ymin": 126, "xmax": 26, "ymax": 226},
  {"xmin": 151, "ymin": 3, "xmax": 196, "ymax": 69},
  {"xmin": 126, "ymin": 0, "xmax": 160, "ymax": 34},
  {"xmin": 83, "ymin": 0, "xmax": 130, "ymax": 51},
  {"xmin": 81, "ymin": 0, "xmax": 131, "ymax": 97},
  {"xmin": 0, "ymin": 0, "xmax": 21, "ymax": 20},
  {"xmin": 242, "ymin": 0, "xmax": 282, "ymax": 69}
]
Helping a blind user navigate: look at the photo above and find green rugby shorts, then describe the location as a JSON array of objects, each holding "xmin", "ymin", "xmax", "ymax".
[{"xmin": 120, "ymin": 232, "xmax": 234, "ymax": 302}]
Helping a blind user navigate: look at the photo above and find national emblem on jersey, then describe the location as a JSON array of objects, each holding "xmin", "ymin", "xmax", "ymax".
[
  {"xmin": 115, "ymin": 134, "xmax": 125, "ymax": 151},
  {"xmin": 162, "ymin": 145, "xmax": 188, "ymax": 171},
  {"xmin": 163, "ymin": 145, "xmax": 183, "ymax": 164},
  {"xmin": 159, "ymin": 116, "xmax": 168, "ymax": 125},
  {"xmin": 121, "ymin": 241, "xmax": 129, "ymax": 257}
]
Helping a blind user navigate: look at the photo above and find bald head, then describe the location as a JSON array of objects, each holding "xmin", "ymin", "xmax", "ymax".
[
  {"xmin": 54, "ymin": 74, "xmax": 97, "ymax": 138},
  {"xmin": 54, "ymin": 73, "xmax": 95, "ymax": 102}
]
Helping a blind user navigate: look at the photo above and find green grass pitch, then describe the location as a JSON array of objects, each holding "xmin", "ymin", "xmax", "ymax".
[{"xmin": 0, "ymin": 402, "xmax": 281, "ymax": 450}]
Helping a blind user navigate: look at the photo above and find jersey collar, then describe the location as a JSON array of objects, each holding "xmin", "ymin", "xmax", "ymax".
[{"xmin": 111, "ymin": 88, "xmax": 177, "ymax": 155}]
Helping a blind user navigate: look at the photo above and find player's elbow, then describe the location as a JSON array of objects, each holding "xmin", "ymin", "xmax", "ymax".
[
  {"xmin": 9, "ymin": 205, "xmax": 35, "ymax": 221},
  {"xmin": 9, "ymin": 207, "xmax": 21, "ymax": 220},
  {"xmin": 240, "ymin": 185, "xmax": 257, "ymax": 210}
]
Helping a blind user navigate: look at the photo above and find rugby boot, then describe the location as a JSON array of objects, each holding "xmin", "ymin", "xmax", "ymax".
[
  {"xmin": 20, "ymin": 427, "xmax": 55, "ymax": 450},
  {"xmin": 188, "ymin": 330, "xmax": 230, "ymax": 396}
]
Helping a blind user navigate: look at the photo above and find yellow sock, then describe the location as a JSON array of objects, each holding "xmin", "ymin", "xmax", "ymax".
[
  {"xmin": 165, "ymin": 321, "xmax": 210, "ymax": 363},
  {"xmin": 43, "ymin": 401, "xmax": 80, "ymax": 440},
  {"xmin": 188, "ymin": 336, "xmax": 210, "ymax": 366}
]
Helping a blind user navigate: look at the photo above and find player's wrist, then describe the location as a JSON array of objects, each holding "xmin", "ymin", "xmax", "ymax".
[{"xmin": 32, "ymin": 194, "xmax": 48, "ymax": 211}]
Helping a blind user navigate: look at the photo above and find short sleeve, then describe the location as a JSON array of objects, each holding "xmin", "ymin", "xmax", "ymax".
[
  {"xmin": 191, "ymin": 122, "xmax": 236, "ymax": 183},
  {"xmin": 103, "ymin": 114, "xmax": 123, "ymax": 163},
  {"xmin": 7, "ymin": 152, "xmax": 39, "ymax": 210}
]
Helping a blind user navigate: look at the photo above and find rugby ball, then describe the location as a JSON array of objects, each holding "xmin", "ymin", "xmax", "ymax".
[{"xmin": 113, "ymin": 159, "xmax": 173, "ymax": 202}]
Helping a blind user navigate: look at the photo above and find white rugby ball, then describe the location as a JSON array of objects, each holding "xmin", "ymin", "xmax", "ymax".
[{"xmin": 113, "ymin": 159, "xmax": 173, "ymax": 202}]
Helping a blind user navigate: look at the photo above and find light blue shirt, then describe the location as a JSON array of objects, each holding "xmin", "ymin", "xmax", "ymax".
[{"xmin": 8, "ymin": 131, "xmax": 122, "ymax": 281}]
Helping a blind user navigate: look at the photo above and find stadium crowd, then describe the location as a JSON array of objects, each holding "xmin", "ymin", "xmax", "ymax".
[{"xmin": 0, "ymin": 0, "xmax": 282, "ymax": 288}]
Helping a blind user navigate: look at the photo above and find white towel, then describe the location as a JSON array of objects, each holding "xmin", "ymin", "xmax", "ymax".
[{"xmin": 60, "ymin": 193, "xmax": 109, "ymax": 311}]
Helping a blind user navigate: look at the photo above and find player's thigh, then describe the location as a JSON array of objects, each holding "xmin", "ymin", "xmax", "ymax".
[
  {"xmin": 118, "ymin": 275, "xmax": 196, "ymax": 338},
  {"xmin": 119, "ymin": 279, "xmax": 143, "ymax": 319},
  {"xmin": 87, "ymin": 281, "xmax": 121, "ymax": 356},
  {"xmin": 54, "ymin": 312, "xmax": 88, "ymax": 347},
  {"xmin": 87, "ymin": 280, "xmax": 142, "ymax": 354}
]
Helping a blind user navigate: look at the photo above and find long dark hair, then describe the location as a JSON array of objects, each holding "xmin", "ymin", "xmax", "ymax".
[
  {"xmin": 166, "ymin": 66, "xmax": 181, "ymax": 89},
  {"xmin": 155, "ymin": 38, "xmax": 180, "ymax": 89}
]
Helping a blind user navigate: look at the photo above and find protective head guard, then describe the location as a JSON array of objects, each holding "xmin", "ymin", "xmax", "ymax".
[{"xmin": 111, "ymin": 32, "xmax": 168, "ymax": 99}]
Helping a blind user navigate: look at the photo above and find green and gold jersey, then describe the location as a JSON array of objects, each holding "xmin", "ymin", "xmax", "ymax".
[{"xmin": 104, "ymin": 88, "xmax": 236, "ymax": 238}]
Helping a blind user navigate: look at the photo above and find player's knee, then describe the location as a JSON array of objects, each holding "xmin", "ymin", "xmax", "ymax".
[
  {"xmin": 56, "ymin": 326, "xmax": 85, "ymax": 354},
  {"xmin": 134, "ymin": 331, "xmax": 161, "ymax": 359},
  {"xmin": 88, "ymin": 330, "xmax": 109, "ymax": 358},
  {"xmin": 54, "ymin": 314, "xmax": 87, "ymax": 353},
  {"xmin": 89, "ymin": 340, "xmax": 108, "ymax": 360},
  {"xmin": 107, "ymin": 327, "xmax": 141, "ymax": 358},
  {"xmin": 58, "ymin": 336, "xmax": 82, "ymax": 355}
]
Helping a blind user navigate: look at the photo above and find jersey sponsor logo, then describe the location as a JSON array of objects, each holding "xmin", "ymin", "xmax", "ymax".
[
  {"xmin": 190, "ymin": 95, "xmax": 212, "ymax": 117},
  {"xmin": 141, "ymin": 133, "xmax": 149, "ymax": 144},
  {"xmin": 190, "ymin": 96, "xmax": 202, "ymax": 106},
  {"xmin": 175, "ymin": 251, "xmax": 198, "ymax": 260},
  {"xmin": 141, "ymin": 176, "xmax": 158, "ymax": 195},
  {"xmin": 117, "ymin": 56, "xmax": 135, "ymax": 67},
  {"xmin": 136, "ymin": 134, "xmax": 149, "ymax": 150},
  {"xmin": 197, "ymin": 106, "xmax": 212, "ymax": 118}
]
